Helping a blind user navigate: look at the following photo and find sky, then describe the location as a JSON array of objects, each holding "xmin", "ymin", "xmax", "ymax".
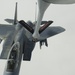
[{"xmin": 0, "ymin": 0, "xmax": 75, "ymax": 75}]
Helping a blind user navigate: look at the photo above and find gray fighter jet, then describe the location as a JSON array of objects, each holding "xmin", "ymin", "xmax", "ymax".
[{"xmin": 2, "ymin": 0, "xmax": 75, "ymax": 74}]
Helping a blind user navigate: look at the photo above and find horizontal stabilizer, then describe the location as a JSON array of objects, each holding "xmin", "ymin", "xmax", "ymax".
[{"xmin": 5, "ymin": 19, "xmax": 14, "ymax": 24}]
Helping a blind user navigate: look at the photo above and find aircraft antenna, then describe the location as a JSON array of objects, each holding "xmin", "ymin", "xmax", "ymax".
[
  {"xmin": 14, "ymin": 2, "xmax": 17, "ymax": 25},
  {"xmin": 35, "ymin": 2, "xmax": 37, "ymax": 22}
]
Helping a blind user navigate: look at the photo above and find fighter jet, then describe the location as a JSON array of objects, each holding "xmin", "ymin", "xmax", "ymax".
[{"xmin": 1, "ymin": 0, "xmax": 75, "ymax": 74}]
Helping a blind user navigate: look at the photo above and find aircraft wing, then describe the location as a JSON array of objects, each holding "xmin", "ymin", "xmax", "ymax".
[
  {"xmin": 40, "ymin": 26, "xmax": 65, "ymax": 40},
  {"xmin": 0, "ymin": 24, "xmax": 15, "ymax": 39}
]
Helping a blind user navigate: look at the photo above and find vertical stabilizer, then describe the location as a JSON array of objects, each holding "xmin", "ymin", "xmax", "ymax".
[
  {"xmin": 13, "ymin": 2, "xmax": 18, "ymax": 25},
  {"xmin": 4, "ymin": 2, "xmax": 18, "ymax": 24}
]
